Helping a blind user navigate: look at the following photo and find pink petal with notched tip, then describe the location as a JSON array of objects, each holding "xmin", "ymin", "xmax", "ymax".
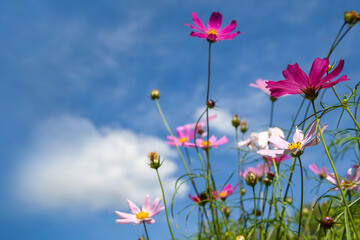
[
  {"xmin": 127, "ymin": 199, "xmax": 140, "ymax": 214},
  {"xmin": 116, "ymin": 219, "xmax": 136, "ymax": 224},
  {"xmin": 217, "ymin": 31, "xmax": 241, "ymax": 40},
  {"xmin": 190, "ymin": 31, "xmax": 207, "ymax": 39},
  {"xmin": 315, "ymin": 59, "xmax": 345, "ymax": 88},
  {"xmin": 309, "ymin": 58, "xmax": 329, "ymax": 87},
  {"xmin": 282, "ymin": 63, "xmax": 309, "ymax": 87},
  {"xmin": 217, "ymin": 20, "xmax": 237, "ymax": 34},
  {"xmin": 268, "ymin": 135, "xmax": 289, "ymax": 149},
  {"xmin": 257, "ymin": 149, "xmax": 286, "ymax": 158},
  {"xmin": 142, "ymin": 194, "xmax": 151, "ymax": 212},
  {"xmin": 292, "ymin": 127, "xmax": 304, "ymax": 143},
  {"xmin": 208, "ymin": 12, "xmax": 222, "ymax": 31},
  {"xmin": 190, "ymin": 12, "xmax": 208, "ymax": 32},
  {"xmin": 215, "ymin": 136, "xmax": 228, "ymax": 145},
  {"xmin": 321, "ymin": 75, "xmax": 349, "ymax": 89}
]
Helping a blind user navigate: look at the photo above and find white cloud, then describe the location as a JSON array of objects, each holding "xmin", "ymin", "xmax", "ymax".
[{"xmin": 14, "ymin": 115, "xmax": 185, "ymax": 211}]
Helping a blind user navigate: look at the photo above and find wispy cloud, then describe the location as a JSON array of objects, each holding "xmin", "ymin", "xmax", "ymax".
[{"xmin": 14, "ymin": 115, "xmax": 185, "ymax": 211}]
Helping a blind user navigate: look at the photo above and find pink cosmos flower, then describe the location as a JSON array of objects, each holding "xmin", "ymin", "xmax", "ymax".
[
  {"xmin": 249, "ymin": 79, "xmax": 271, "ymax": 95},
  {"xmin": 189, "ymin": 192, "xmax": 208, "ymax": 205},
  {"xmin": 309, "ymin": 163, "xmax": 328, "ymax": 179},
  {"xmin": 257, "ymin": 121, "xmax": 327, "ymax": 158},
  {"xmin": 167, "ymin": 124, "xmax": 195, "ymax": 147},
  {"xmin": 185, "ymin": 135, "xmax": 228, "ymax": 150},
  {"xmin": 266, "ymin": 58, "xmax": 349, "ymax": 100},
  {"xmin": 190, "ymin": 114, "xmax": 217, "ymax": 138},
  {"xmin": 185, "ymin": 12, "xmax": 241, "ymax": 42},
  {"xmin": 265, "ymin": 155, "xmax": 291, "ymax": 165},
  {"xmin": 213, "ymin": 183, "xmax": 238, "ymax": 200},
  {"xmin": 115, "ymin": 194, "xmax": 164, "ymax": 225},
  {"xmin": 326, "ymin": 166, "xmax": 360, "ymax": 191},
  {"xmin": 239, "ymin": 163, "xmax": 270, "ymax": 179}
]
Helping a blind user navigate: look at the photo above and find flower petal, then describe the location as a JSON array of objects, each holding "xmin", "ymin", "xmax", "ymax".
[
  {"xmin": 257, "ymin": 149, "xmax": 286, "ymax": 158},
  {"xmin": 282, "ymin": 63, "xmax": 309, "ymax": 88},
  {"xmin": 315, "ymin": 59, "xmax": 345, "ymax": 88},
  {"xmin": 127, "ymin": 199, "xmax": 140, "ymax": 214},
  {"xmin": 189, "ymin": 31, "xmax": 208, "ymax": 39},
  {"xmin": 293, "ymin": 127, "xmax": 304, "ymax": 143},
  {"xmin": 321, "ymin": 75, "xmax": 349, "ymax": 89},
  {"xmin": 208, "ymin": 12, "xmax": 222, "ymax": 31},
  {"xmin": 308, "ymin": 163, "xmax": 320, "ymax": 175},
  {"xmin": 217, "ymin": 20, "xmax": 237, "ymax": 35},
  {"xmin": 268, "ymin": 135, "xmax": 289, "ymax": 149},
  {"xmin": 190, "ymin": 12, "xmax": 208, "ymax": 32},
  {"xmin": 217, "ymin": 31, "xmax": 241, "ymax": 40},
  {"xmin": 142, "ymin": 194, "xmax": 151, "ymax": 212},
  {"xmin": 308, "ymin": 58, "xmax": 329, "ymax": 87}
]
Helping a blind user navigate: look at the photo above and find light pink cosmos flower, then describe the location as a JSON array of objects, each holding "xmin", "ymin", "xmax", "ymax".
[
  {"xmin": 249, "ymin": 79, "xmax": 271, "ymax": 95},
  {"xmin": 167, "ymin": 124, "xmax": 195, "ymax": 147},
  {"xmin": 115, "ymin": 194, "xmax": 164, "ymax": 225},
  {"xmin": 309, "ymin": 163, "xmax": 328, "ymax": 179},
  {"xmin": 185, "ymin": 135, "xmax": 228, "ymax": 150},
  {"xmin": 266, "ymin": 58, "xmax": 349, "ymax": 100},
  {"xmin": 257, "ymin": 121, "xmax": 327, "ymax": 158},
  {"xmin": 213, "ymin": 183, "xmax": 238, "ymax": 200},
  {"xmin": 326, "ymin": 166, "xmax": 360, "ymax": 191},
  {"xmin": 185, "ymin": 12, "xmax": 241, "ymax": 42},
  {"xmin": 239, "ymin": 163, "xmax": 270, "ymax": 179}
]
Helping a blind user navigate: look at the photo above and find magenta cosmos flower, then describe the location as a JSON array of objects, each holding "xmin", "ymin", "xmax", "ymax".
[
  {"xmin": 257, "ymin": 121, "xmax": 327, "ymax": 158},
  {"xmin": 185, "ymin": 135, "xmax": 228, "ymax": 149},
  {"xmin": 309, "ymin": 163, "xmax": 328, "ymax": 179},
  {"xmin": 239, "ymin": 163, "xmax": 269, "ymax": 179},
  {"xmin": 185, "ymin": 12, "xmax": 241, "ymax": 42},
  {"xmin": 115, "ymin": 194, "xmax": 164, "ymax": 225},
  {"xmin": 326, "ymin": 166, "xmax": 360, "ymax": 191},
  {"xmin": 167, "ymin": 124, "xmax": 195, "ymax": 147},
  {"xmin": 213, "ymin": 183, "xmax": 238, "ymax": 200},
  {"xmin": 266, "ymin": 58, "xmax": 349, "ymax": 101},
  {"xmin": 265, "ymin": 155, "xmax": 291, "ymax": 165},
  {"xmin": 249, "ymin": 79, "xmax": 271, "ymax": 95}
]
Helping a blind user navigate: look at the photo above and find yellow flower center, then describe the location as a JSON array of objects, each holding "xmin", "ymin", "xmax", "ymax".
[
  {"xmin": 179, "ymin": 137, "xmax": 188, "ymax": 143},
  {"xmin": 288, "ymin": 141, "xmax": 302, "ymax": 150},
  {"xmin": 136, "ymin": 211, "xmax": 149, "ymax": 220},
  {"xmin": 342, "ymin": 180, "xmax": 355, "ymax": 189},
  {"xmin": 201, "ymin": 141, "xmax": 212, "ymax": 147},
  {"xmin": 208, "ymin": 29, "xmax": 217, "ymax": 36},
  {"xmin": 219, "ymin": 192, "xmax": 227, "ymax": 198}
]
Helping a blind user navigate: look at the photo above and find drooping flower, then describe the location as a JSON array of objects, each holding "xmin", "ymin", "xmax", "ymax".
[
  {"xmin": 213, "ymin": 183, "xmax": 239, "ymax": 200},
  {"xmin": 249, "ymin": 79, "xmax": 271, "ymax": 95},
  {"xmin": 326, "ymin": 166, "xmax": 360, "ymax": 191},
  {"xmin": 239, "ymin": 163, "xmax": 269, "ymax": 179},
  {"xmin": 185, "ymin": 135, "xmax": 228, "ymax": 150},
  {"xmin": 265, "ymin": 155, "xmax": 291, "ymax": 165},
  {"xmin": 189, "ymin": 192, "xmax": 208, "ymax": 205},
  {"xmin": 115, "ymin": 194, "xmax": 164, "ymax": 225},
  {"xmin": 266, "ymin": 58, "xmax": 349, "ymax": 101},
  {"xmin": 167, "ymin": 124, "xmax": 195, "ymax": 147},
  {"xmin": 309, "ymin": 163, "xmax": 328, "ymax": 179},
  {"xmin": 257, "ymin": 121, "xmax": 327, "ymax": 158},
  {"xmin": 185, "ymin": 12, "xmax": 241, "ymax": 42}
]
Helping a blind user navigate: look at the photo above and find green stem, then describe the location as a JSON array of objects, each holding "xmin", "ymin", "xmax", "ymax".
[
  {"xmin": 311, "ymin": 101, "xmax": 360, "ymax": 239},
  {"xmin": 143, "ymin": 222, "xmax": 150, "ymax": 240},
  {"xmin": 156, "ymin": 169, "xmax": 175, "ymax": 240},
  {"xmin": 260, "ymin": 185, "xmax": 269, "ymax": 240},
  {"xmin": 253, "ymin": 186, "xmax": 257, "ymax": 240},
  {"xmin": 297, "ymin": 156, "xmax": 304, "ymax": 240}
]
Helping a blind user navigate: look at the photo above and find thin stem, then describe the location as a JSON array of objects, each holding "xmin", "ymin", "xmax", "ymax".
[
  {"xmin": 297, "ymin": 156, "xmax": 304, "ymax": 240},
  {"xmin": 311, "ymin": 101, "xmax": 360, "ymax": 239},
  {"xmin": 270, "ymin": 100, "xmax": 275, "ymax": 127},
  {"xmin": 156, "ymin": 169, "xmax": 175, "ymax": 240},
  {"xmin": 260, "ymin": 185, "xmax": 269, "ymax": 240},
  {"xmin": 252, "ymin": 186, "xmax": 257, "ymax": 240},
  {"xmin": 143, "ymin": 222, "xmax": 150, "ymax": 240}
]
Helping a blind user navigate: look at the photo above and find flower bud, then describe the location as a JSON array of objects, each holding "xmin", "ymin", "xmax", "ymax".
[
  {"xmin": 253, "ymin": 209, "xmax": 261, "ymax": 216},
  {"xmin": 262, "ymin": 177, "xmax": 273, "ymax": 186},
  {"xmin": 286, "ymin": 196, "xmax": 293, "ymax": 204},
  {"xmin": 302, "ymin": 207, "xmax": 310, "ymax": 217},
  {"xmin": 321, "ymin": 216, "xmax": 334, "ymax": 230},
  {"xmin": 240, "ymin": 188, "xmax": 246, "ymax": 195},
  {"xmin": 224, "ymin": 205, "xmax": 231, "ymax": 218},
  {"xmin": 267, "ymin": 171, "xmax": 275, "ymax": 180},
  {"xmin": 150, "ymin": 89, "xmax": 160, "ymax": 100},
  {"xmin": 344, "ymin": 10, "xmax": 359, "ymax": 24},
  {"xmin": 232, "ymin": 114, "xmax": 241, "ymax": 128},
  {"xmin": 139, "ymin": 237, "xmax": 145, "ymax": 240},
  {"xmin": 245, "ymin": 171, "xmax": 258, "ymax": 187},
  {"xmin": 147, "ymin": 151, "xmax": 161, "ymax": 169},
  {"xmin": 328, "ymin": 64, "xmax": 333, "ymax": 72},
  {"xmin": 270, "ymin": 96, "xmax": 277, "ymax": 102},
  {"xmin": 236, "ymin": 235, "xmax": 245, "ymax": 240},
  {"xmin": 207, "ymin": 100, "xmax": 215, "ymax": 109},
  {"xmin": 240, "ymin": 121, "xmax": 248, "ymax": 133}
]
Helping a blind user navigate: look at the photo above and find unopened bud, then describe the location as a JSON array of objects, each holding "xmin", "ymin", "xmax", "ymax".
[
  {"xmin": 150, "ymin": 89, "xmax": 160, "ymax": 100},
  {"xmin": 147, "ymin": 151, "xmax": 161, "ymax": 169},
  {"xmin": 245, "ymin": 171, "xmax": 258, "ymax": 187},
  {"xmin": 302, "ymin": 207, "xmax": 310, "ymax": 217},
  {"xmin": 207, "ymin": 100, "xmax": 215, "ymax": 109},
  {"xmin": 139, "ymin": 237, "xmax": 145, "ymax": 240},
  {"xmin": 263, "ymin": 177, "xmax": 273, "ymax": 186},
  {"xmin": 328, "ymin": 64, "xmax": 333, "ymax": 72},
  {"xmin": 344, "ymin": 10, "xmax": 359, "ymax": 24},
  {"xmin": 224, "ymin": 205, "xmax": 231, "ymax": 218},
  {"xmin": 232, "ymin": 114, "xmax": 241, "ymax": 128},
  {"xmin": 236, "ymin": 236, "xmax": 245, "ymax": 240},
  {"xmin": 321, "ymin": 216, "xmax": 334, "ymax": 230},
  {"xmin": 253, "ymin": 209, "xmax": 261, "ymax": 216},
  {"xmin": 267, "ymin": 171, "xmax": 275, "ymax": 180},
  {"xmin": 240, "ymin": 188, "xmax": 246, "ymax": 195},
  {"xmin": 240, "ymin": 121, "xmax": 248, "ymax": 133},
  {"xmin": 286, "ymin": 197, "xmax": 293, "ymax": 204}
]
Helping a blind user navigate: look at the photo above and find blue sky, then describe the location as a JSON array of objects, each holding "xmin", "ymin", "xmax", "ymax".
[{"xmin": 1, "ymin": 0, "xmax": 360, "ymax": 239}]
